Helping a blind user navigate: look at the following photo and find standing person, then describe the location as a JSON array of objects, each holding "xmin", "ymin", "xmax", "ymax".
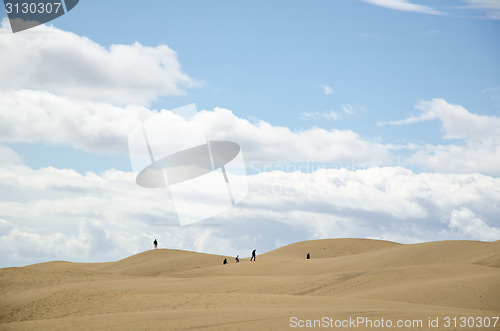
[
  {"xmin": 235, "ymin": 255, "xmax": 239, "ymax": 263},
  {"xmin": 153, "ymin": 239, "xmax": 158, "ymax": 249},
  {"xmin": 250, "ymin": 249, "xmax": 256, "ymax": 261}
]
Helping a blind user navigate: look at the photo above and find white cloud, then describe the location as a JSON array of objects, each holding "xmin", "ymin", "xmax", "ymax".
[
  {"xmin": 302, "ymin": 111, "xmax": 341, "ymax": 121},
  {"xmin": 481, "ymin": 86, "xmax": 500, "ymax": 106},
  {"xmin": 481, "ymin": 86, "xmax": 500, "ymax": 94},
  {"xmin": 0, "ymin": 91, "xmax": 391, "ymax": 165},
  {"xmin": 1, "ymin": 164, "xmax": 499, "ymax": 267},
  {"xmin": 379, "ymin": 113, "xmax": 433, "ymax": 126},
  {"xmin": 0, "ymin": 19, "xmax": 199, "ymax": 105},
  {"xmin": 5, "ymin": 91, "xmax": 498, "ymax": 175},
  {"xmin": 448, "ymin": 207, "xmax": 500, "ymax": 240},
  {"xmin": 301, "ymin": 104, "xmax": 358, "ymax": 122},
  {"xmin": 1, "ymin": 92, "xmax": 497, "ymax": 175},
  {"xmin": 198, "ymin": 107, "xmax": 390, "ymax": 166},
  {"xmin": 0, "ymin": 90, "xmax": 153, "ymax": 153},
  {"xmin": 0, "ymin": 144, "xmax": 21, "ymax": 166},
  {"xmin": 382, "ymin": 98, "xmax": 500, "ymax": 139},
  {"xmin": 414, "ymin": 99, "xmax": 500, "ymax": 140},
  {"xmin": 380, "ymin": 99, "xmax": 500, "ymax": 175},
  {"xmin": 408, "ymin": 139, "xmax": 500, "ymax": 175},
  {"xmin": 360, "ymin": 0, "xmax": 444, "ymax": 15},
  {"xmin": 463, "ymin": 0, "xmax": 500, "ymax": 19},
  {"xmin": 341, "ymin": 104, "xmax": 359, "ymax": 116},
  {"xmin": 321, "ymin": 84, "xmax": 334, "ymax": 95},
  {"xmin": 247, "ymin": 167, "xmax": 431, "ymax": 219}
]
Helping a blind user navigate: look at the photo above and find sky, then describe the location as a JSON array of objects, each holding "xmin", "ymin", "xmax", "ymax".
[{"xmin": 0, "ymin": 0, "xmax": 499, "ymax": 267}]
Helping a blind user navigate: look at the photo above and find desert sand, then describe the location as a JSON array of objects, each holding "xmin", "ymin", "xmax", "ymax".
[{"xmin": 1, "ymin": 238, "xmax": 499, "ymax": 330}]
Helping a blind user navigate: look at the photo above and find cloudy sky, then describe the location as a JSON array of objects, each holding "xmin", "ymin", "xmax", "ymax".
[{"xmin": 1, "ymin": 0, "xmax": 499, "ymax": 267}]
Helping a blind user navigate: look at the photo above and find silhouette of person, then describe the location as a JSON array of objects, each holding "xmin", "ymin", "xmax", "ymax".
[
  {"xmin": 153, "ymin": 239, "xmax": 158, "ymax": 249},
  {"xmin": 235, "ymin": 255, "xmax": 239, "ymax": 263},
  {"xmin": 250, "ymin": 249, "xmax": 256, "ymax": 261},
  {"xmin": 306, "ymin": 253, "xmax": 310, "ymax": 259},
  {"xmin": 223, "ymin": 258, "xmax": 228, "ymax": 265}
]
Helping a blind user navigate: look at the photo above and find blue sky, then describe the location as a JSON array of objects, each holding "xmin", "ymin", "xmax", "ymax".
[{"xmin": 0, "ymin": 0, "xmax": 499, "ymax": 267}]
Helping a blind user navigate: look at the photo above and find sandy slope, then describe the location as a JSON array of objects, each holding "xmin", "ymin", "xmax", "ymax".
[{"xmin": 1, "ymin": 239, "xmax": 499, "ymax": 330}]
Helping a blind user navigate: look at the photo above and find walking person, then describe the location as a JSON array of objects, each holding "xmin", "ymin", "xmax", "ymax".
[
  {"xmin": 250, "ymin": 249, "xmax": 256, "ymax": 261},
  {"xmin": 153, "ymin": 239, "xmax": 158, "ymax": 249}
]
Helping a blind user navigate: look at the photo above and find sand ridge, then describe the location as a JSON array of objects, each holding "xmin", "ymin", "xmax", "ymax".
[{"xmin": 1, "ymin": 238, "xmax": 499, "ymax": 330}]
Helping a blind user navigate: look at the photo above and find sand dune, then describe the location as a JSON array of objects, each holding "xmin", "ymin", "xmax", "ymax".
[{"xmin": 1, "ymin": 239, "xmax": 499, "ymax": 330}]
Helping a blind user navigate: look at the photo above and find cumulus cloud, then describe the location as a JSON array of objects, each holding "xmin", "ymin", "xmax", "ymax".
[
  {"xmin": 381, "ymin": 99, "xmax": 500, "ymax": 175},
  {"xmin": 1, "ymin": 89, "xmax": 497, "ymax": 175},
  {"xmin": 448, "ymin": 207, "xmax": 500, "ymax": 240},
  {"xmin": 0, "ymin": 165, "xmax": 176, "ymax": 266},
  {"xmin": 407, "ymin": 140, "xmax": 500, "ymax": 175},
  {"xmin": 4, "ymin": 91, "xmax": 498, "ymax": 175},
  {"xmin": 380, "ymin": 98, "xmax": 500, "ymax": 137},
  {"xmin": 360, "ymin": 0, "xmax": 444, "ymax": 15},
  {"xmin": 0, "ymin": 19, "xmax": 199, "ymax": 105},
  {"xmin": 409, "ymin": 99, "xmax": 500, "ymax": 140},
  {"xmin": 0, "ymin": 91, "xmax": 391, "ymax": 164},
  {"xmin": 1, "ymin": 164, "xmax": 499, "ymax": 267},
  {"xmin": 0, "ymin": 90, "xmax": 153, "ymax": 153},
  {"xmin": 198, "ymin": 107, "xmax": 390, "ymax": 166}
]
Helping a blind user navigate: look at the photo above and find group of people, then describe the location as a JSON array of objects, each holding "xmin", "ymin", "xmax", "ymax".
[
  {"xmin": 153, "ymin": 239, "xmax": 258, "ymax": 264},
  {"xmin": 223, "ymin": 249, "xmax": 256, "ymax": 264},
  {"xmin": 223, "ymin": 250, "xmax": 312, "ymax": 264}
]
